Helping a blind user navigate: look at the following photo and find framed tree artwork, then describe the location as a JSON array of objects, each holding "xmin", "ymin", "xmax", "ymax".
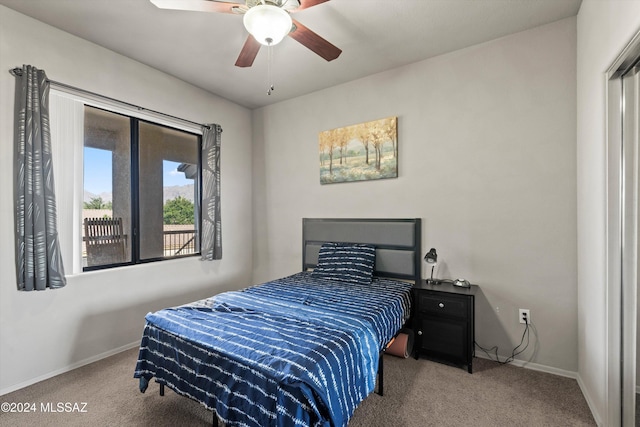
[{"xmin": 319, "ymin": 116, "xmax": 398, "ymax": 184}]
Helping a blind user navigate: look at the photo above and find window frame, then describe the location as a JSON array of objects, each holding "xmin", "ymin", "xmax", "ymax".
[
  {"xmin": 50, "ymin": 89, "xmax": 205, "ymax": 274},
  {"xmin": 83, "ymin": 110, "xmax": 203, "ymax": 272}
]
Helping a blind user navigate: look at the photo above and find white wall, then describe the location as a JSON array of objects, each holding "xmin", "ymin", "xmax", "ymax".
[
  {"xmin": 0, "ymin": 6, "xmax": 253, "ymax": 394},
  {"xmin": 252, "ymin": 19, "xmax": 578, "ymax": 372},
  {"xmin": 576, "ymin": 1, "xmax": 640, "ymax": 425}
]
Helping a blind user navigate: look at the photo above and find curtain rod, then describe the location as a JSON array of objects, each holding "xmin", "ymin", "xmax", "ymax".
[{"xmin": 9, "ymin": 67, "xmax": 213, "ymax": 131}]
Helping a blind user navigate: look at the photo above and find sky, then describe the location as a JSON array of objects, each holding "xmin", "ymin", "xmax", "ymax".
[{"xmin": 83, "ymin": 147, "xmax": 191, "ymax": 194}]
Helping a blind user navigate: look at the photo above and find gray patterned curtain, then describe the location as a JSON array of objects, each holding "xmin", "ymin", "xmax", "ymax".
[
  {"xmin": 201, "ymin": 124, "xmax": 222, "ymax": 260},
  {"xmin": 13, "ymin": 65, "xmax": 66, "ymax": 290}
]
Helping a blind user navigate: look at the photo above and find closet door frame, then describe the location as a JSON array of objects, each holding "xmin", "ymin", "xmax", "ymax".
[{"xmin": 606, "ymin": 31, "xmax": 639, "ymax": 427}]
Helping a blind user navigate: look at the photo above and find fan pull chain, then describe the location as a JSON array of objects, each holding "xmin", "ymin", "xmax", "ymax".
[{"xmin": 267, "ymin": 42, "xmax": 274, "ymax": 95}]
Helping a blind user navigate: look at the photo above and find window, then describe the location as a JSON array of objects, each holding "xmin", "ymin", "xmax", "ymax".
[
  {"xmin": 49, "ymin": 91, "xmax": 206, "ymax": 274},
  {"xmin": 83, "ymin": 108, "xmax": 132, "ymax": 267},
  {"xmin": 137, "ymin": 120, "xmax": 200, "ymax": 262},
  {"xmin": 82, "ymin": 106, "xmax": 201, "ymax": 270}
]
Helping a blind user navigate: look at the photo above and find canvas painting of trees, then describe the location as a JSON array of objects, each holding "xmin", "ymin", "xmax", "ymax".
[{"xmin": 319, "ymin": 116, "xmax": 398, "ymax": 184}]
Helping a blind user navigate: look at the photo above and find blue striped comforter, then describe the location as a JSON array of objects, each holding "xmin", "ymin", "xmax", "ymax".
[{"xmin": 134, "ymin": 272, "xmax": 412, "ymax": 427}]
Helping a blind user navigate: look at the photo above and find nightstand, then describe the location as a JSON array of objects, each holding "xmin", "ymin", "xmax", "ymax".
[{"xmin": 412, "ymin": 280, "xmax": 478, "ymax": 373}]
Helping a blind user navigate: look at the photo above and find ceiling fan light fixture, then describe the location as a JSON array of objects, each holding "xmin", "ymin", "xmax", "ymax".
[{"xmin": 243, "ymin": 4, "xmax": 292, "ymax": 46}]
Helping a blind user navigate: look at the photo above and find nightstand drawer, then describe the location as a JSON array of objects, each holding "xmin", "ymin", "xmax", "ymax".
[{"xmin": 417, "ymin": 293, "xmax": 467, "ymax": 319}]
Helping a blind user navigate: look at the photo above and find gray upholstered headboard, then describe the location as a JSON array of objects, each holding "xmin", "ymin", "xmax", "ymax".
[{"xmin": 302, "ymin": 218, "xmax": 422, "ymax": 284}]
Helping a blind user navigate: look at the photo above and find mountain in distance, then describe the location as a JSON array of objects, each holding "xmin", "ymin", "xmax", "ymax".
[
  {"xmin": 83, "ymin": 190, "xmax": 112, "ymax": 204},
  {"xmin": 163, "ymin": 184, "xmax": 195, "ymax": 203},
  {"xmin": 84, "ymin": 184, "xmax": 195, "ymax": 205}
]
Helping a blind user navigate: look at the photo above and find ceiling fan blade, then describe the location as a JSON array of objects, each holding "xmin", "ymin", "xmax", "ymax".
[
  {"xmin": 235, "ymin": 35, "xmax": 262, "ymax": 67},
  {"xmin": 150, "ymin": 0, "xmax": 241, "ymax": 14},
  {"xmin": 293, "ymin": 0, "xmax": 330, "ymax": 12},
  {"xmin": 288, "ymin": 19, "xmax": 341, "ymax": 62}
]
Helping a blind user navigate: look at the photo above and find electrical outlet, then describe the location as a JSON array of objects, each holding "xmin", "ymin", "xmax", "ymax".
[{"xmin": 519, "ymin": 309, "xmax": 530, "ymax": 324}]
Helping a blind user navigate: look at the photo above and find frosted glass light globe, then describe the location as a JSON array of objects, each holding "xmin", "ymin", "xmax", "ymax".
[{"xmin": 243, "ymin": 4, "xmax": 292, "ymax": 46}]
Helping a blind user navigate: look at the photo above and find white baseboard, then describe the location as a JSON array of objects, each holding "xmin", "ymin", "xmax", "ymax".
[
  {"xmin": 576, "ymin": 373, "xmax": 604, "ymax": 427},
  {"xmin": 0, "ymin": 341, "xmax": 140, "ymax": 397},
  {"xmin": 474, "ymin": 352, "xmax": 577, "ymax": 378},
  {"xmin": 474, "ymin": 353, "xmax": 602, "ymax": 426}
]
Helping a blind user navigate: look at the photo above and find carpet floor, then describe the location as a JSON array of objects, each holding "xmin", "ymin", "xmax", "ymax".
[{"xmin": 0, "ymin": 348, "xmax": 596, "ymax": 426}]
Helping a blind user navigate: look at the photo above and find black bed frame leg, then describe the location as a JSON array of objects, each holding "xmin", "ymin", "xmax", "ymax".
[
  {"xmin": 377, "ymin": 351, "xmax": 384, "ymax": 396},
  {"xmin": 154, "ymin": 379, "xmax": 165, "ymax": 396}
]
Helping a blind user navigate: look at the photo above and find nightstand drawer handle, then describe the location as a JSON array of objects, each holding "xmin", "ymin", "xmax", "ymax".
[
  {"xmin": 438, "ymin": 302, "xmax": 445, "ymax": 308},
  {"xmin": 417, "ymin": 330, "xmax": 423, "ymax": 336}
]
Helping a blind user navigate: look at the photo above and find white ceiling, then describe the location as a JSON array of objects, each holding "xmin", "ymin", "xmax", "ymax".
[{"xmin": 0, "ymin": 0, "xmax": 582, "ymax": 109}]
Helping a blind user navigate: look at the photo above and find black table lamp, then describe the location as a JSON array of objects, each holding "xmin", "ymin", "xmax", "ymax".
[{"xmin": 424, "ymin": 248, "xmax": 439, "ymax": 284}]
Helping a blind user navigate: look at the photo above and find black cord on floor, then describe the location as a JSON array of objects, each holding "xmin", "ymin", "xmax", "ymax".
[{"xmin": 474, "ymin": 318, "xmax": 531, "ymax": 365}]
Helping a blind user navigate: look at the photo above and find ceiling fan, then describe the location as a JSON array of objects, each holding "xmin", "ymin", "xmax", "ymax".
[{"xmin": 150, "ymin": 0, "xmax": 342, "ymax": 68}]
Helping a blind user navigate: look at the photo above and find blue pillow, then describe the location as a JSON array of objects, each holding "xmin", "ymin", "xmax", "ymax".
[{"xmin": 311, "ymin": 243, "xmax": 376, "ymax": 284}]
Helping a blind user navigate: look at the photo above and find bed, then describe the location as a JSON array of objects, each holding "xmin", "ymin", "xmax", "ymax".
[{"xmin": 134, "ymin": 218, "xmax": 422, "ymax": 427}]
